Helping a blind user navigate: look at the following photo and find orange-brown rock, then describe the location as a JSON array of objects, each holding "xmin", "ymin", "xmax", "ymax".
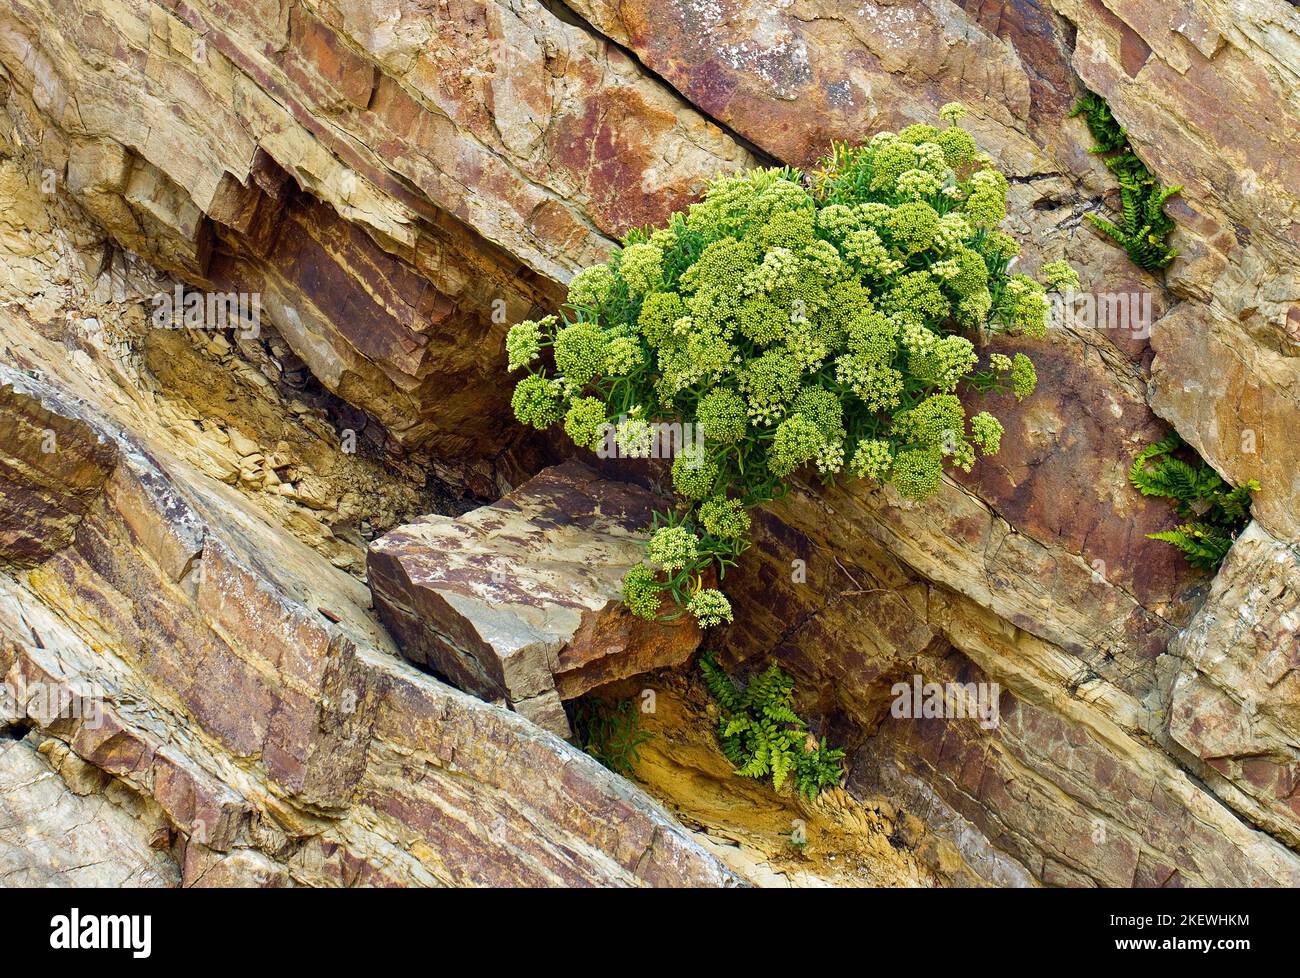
[
  {"xmin": 711, "ymin": 503, "xmax": 1300, "ymax": 887},
  {"xmin": 0, "ymin": 322, "xmax": 739, "ymax": 887},
  {"xmin": 0, "ymin": 378, "xmax": 118, "ymax": 564},
  {"xmin": 1167, "ymin": 523, "xmax": 1300, "ymax": 846},
  {"xmin": 0, "ymin": 0, "xmax": 755, "ymax": 476},
  {"xmin": 368, "ymin": 461, "xmax": 702, "ymax": 735}
]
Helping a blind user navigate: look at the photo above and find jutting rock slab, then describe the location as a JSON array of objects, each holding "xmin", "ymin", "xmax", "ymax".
[
  {"xmin": 368, "ymin": 461, "xmax": 701, "ymax": 736},
  {"xmin": 0, "ymin": 341, "xmax": 739, "ymax": 888}
]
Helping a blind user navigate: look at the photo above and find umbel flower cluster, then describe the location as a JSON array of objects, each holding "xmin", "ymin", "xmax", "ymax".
[{"xmin": 506, "ymin": 105, "xmax": 1075, "ymax": 628}]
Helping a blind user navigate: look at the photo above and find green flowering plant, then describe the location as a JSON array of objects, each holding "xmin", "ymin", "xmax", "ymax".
[{"xmin": 506, "ymin": 106, "xmax": 1070, "ymax": 627}]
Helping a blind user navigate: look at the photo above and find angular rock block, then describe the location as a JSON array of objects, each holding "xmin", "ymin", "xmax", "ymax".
[
  {"xmin": 1168, "ymin": 522, "xmax": 1300, "ymax": 841},
  {"xmin": 367, "ymin": 461, "xmax": 701, "ymax": 736},
  {"xmin": 0, "ymin": 338, "xmax": 738, "ymax": 887}
]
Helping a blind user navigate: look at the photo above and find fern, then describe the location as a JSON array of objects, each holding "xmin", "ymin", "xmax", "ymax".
[
  {"xmin": 796, "ymin": 737, "xmax": 847, "ymax": 802},
  {"xmin": 699, "ymin": 653, "xmax": 846, "ymax": 800},
  {"xmin": 1070, "ymin": 92, "xmax": 1128, "ymax": 154},
  {"xmin": 1128, "ymin": 433, "xmax": 1259, "ymax": 572},
  {"xmin": 1072, "ymin": 90, "xmax": 1181, "ymax": 271},
  {"xmin": 1148, "ymin": 526, "xmax": 1233, "ymax": 572},
  {"xmin": 699, "ymin": 653, "xmax": 745, "ymax": 713},
  {"xmin": 570, "ymin": 697, "xmax": 653, "ymax": 777}
]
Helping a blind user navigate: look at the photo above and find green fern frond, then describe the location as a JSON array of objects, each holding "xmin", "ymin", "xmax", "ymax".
[
  {"xmin": 1086, "ymin": 212, "xmax": 1128, "ymax": 248},
  {"xmin": 571, "ymin": 697, "xmax": 653, "ymax": 777},
  {"xmin": 1216, "ymin": 480, "xmax": 1261, "ymax": 523},
  {"xmin": 1071, "ymin": 91, "xmax": 1129, "ymax": 154},
  {"xmin": 762, "ymin": 702, "xmax": 803, "ymax": 727},
  {"xmin": 1148, "ymin": 526, "xmax": 1233, "ymax": 572},
  {"xmin": 737, "ymin": 737, "xmax": 771, "ymax": 778},
  {"xmin": 1136, "ymin": 433, "xmax": 1184, "ymax": 463},
  {"xmin": 1074, "ymin": 91, "xmax": 1179, "ymax": 271},
  {"xmin": 699, "ymin": 651, "xmax": 744, "ymax": 713},
  {"xmin": 698, "ymin": 655, "xmax": 846, "ymax": 799},
  {"xmin": 1129, "ymin": 435, "xmax": 1257, "ymax": 573}
]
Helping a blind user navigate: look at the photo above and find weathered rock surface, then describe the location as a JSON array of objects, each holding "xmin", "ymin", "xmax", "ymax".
[
  {"xmin": 369, "ymin": 461, "xmax": 701, "ymax": 735},
  {"xmin": 0, "ymin": 378, "xmax": 118, "ymax": 564},
  {"xmin": 709, "ymin": 501, "xmax": 1300, "ymax": 887},
  {"xmin": 0, "ymin": 735, "xmax": 179, "ymax": 887},
  {"xmin": 0, "ymin": 0, "xmax": 755, "ymax": 477},
  {"xmin": 1072, "ymin": 0, "xmax": 1300, "ymax": 540},
  {"xmin": 0, "ymin": 0, "xmax": 1297, "ymax": 888},
  {"xmin": 0, "ymin": 309, "xmax": 740, "ymax": 886},
  {"xmin": 1166, "ymin": 523, "xmax": 1300, "ymax": 846}
]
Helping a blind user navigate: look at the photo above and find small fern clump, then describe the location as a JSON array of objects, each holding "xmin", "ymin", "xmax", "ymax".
[
  {"xmin": 699, "ymin": 653, "xmax": 846, "ymax": 800},
  {"xmin": 1128, "ymin": 433, "xmax": 1258, "ymax": 571},
  {"xmin": 570, "ymin": 697, "xmax": 652, "ymax": 777},
  {"xmin": 507, "ymin": 104, "xmax": 1067, "ymax": 628},
  {"xmin": 1071, "ymin": 91, "xmax": 1181, "ymax": 271}
]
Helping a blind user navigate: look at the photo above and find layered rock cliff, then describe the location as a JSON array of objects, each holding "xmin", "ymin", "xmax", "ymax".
[{"xmin": 0, "ymin": 0, "xmax": 1297, "ymax": 886}]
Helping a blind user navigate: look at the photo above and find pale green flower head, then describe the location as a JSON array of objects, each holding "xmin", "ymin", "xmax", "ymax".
[
  {"xmin": 850, "ymin": 439, "xmax": 894, "ymax": 481},
  {"xmin": 564, "ymin": 397, "xmax": 607, "ymax": 451},
  {"xmin": 999, "ymin": 275, "xmax": 1050, "ymax": 337},
  {"xmin": 887, "ymin": 202, "xmax": 941, "ymax": 254},
  {"xmin": 697, "ymin": 388, "xmax": 748, "ymax": 444},
  {"xmin": 567, "ymin": 263, "xmax": 616, "ymax": 311},
  {"xmin": 935, "ymin": 127, "xmax": 977, "ymax": 167},
  {"xmin": 815, "ymin": 438, "xmax": 845, "ymax": 475},
  {"xmin": 899, "ymin": 167, "xmax": 941, "ymax": 200},
  {"xmin": 971, "ymin": 411, "xmax": 1004, "ymax": 456},
  {"xmin": 1040, "ymin": 259, "xmax": 1080, "ymax": 293},
  {"xmin": 554, "ymin": 322, "xmax": 609, "ymax": 386},
  {"xmin": 605, "ymin": 336, "xmax": 643, "ymax": 377},
  {"xmin": 511, "ymin": 375, "xmax": 563, "ymax": 430},
  {"xmin": 672, "ymin": 448, "xmax": 718, "ymax": 501},
  {"xmin": 687, "ymin": 588, "xmax": 733, "ymax": 628},
  {"xmin": 768, "ymin": 413, "xmax": 824, "ymax": 477},
  {"xmin": 1011, "ymin": 353, "xmax": 1038, "ymax": 400},
  {"xmin": 622, "ymin": 563, "xmax": 663, "ymax": 620},
  {"xmin": 891, "ymin": 447, "xmax": 943, "ymax": 500},
  {"xmin": 939, "ymin": 102, "xmax": 968, "ymax": 124},
  {"xmin": 698, "ymin": 497, "xmax": 751, "ymax": 540},
  {"xmin": 647, "ymin": 526, "xmax": 700, "ymax": 571},
  {"xmin": 618, "ymin": 242, "xmax": 664, "ymax": 296},
  {"xmin": 615, "ymin": 417, "xmax": 655, "ymax": 458}
]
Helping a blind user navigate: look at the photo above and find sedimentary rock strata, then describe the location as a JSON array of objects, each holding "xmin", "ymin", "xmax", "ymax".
[
  {"xmin": 368, "ymin": 461, "xmax": 702, "ymax": 735},
  {"xmin": 0, "ymin": 340, "xmax": 740, "ymax": 887},
  {"xmin": 0, "ymin": 0, "xmax": 1296, "ymax": 888}
]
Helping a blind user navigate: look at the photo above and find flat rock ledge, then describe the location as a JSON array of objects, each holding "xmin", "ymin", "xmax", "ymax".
[{"xmin": 367, "ymin": 461, "xmax": 701, "ymax": 736}]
